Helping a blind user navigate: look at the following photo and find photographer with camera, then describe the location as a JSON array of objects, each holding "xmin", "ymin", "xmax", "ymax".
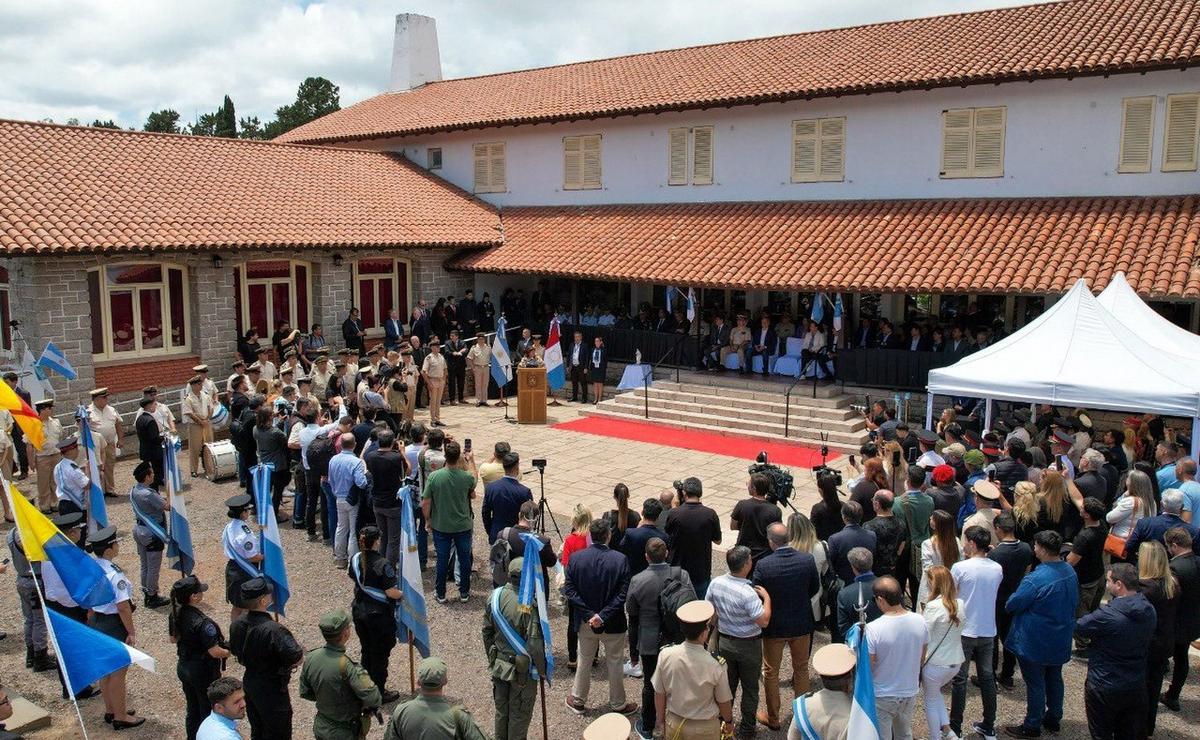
[
  {"xmin": 663, "ymin": 477, "xmax": 722, "ymax": 598},
  {"xmin": 809, "ymin": 467, "xmax": 846, "ymax": 542},
  {"xmin": 731, "ymin": 472, "xmax": 782, "ymax": 566}
]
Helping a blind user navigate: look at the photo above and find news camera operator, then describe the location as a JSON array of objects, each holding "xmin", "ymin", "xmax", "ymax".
[{"xmin": 730, "ymin": 472, "xmax": 783, "ymax": 566}]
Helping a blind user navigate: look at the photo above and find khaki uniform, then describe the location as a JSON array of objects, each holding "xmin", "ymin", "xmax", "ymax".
[
  {"xmin": 651, "ymin": 641, "xmax": 733, "ymax": 740},
  {"xmin": 182, "ymin": 390, "xmax": 213, "ymax": 475},
  {"xmin": 400, "ymin": 364, "xmax": 420, "ymax": 423},
  {"xmin": 311, "ymin": 367, "xmax": 333, "ymax": 401},
  {"xmin": 0, "ymin": 408, "xmax": 13, "ymax": 485},
  {"xmin": 421, "ymin": 352, "xmax": 448, "ymax": 423},
  {"xmin": 482, "ymin": 584, "xmax": 546, "ymax": 740},
  {"xmin": 721, "ymin": 326, "xmax": 753, "ymax": 369},
  {"xmin": 384, "ymin": 695, "xmax": 487, "ymax": 740},
  {"xmin": 259, "ymin": 360, "xmax": 277, "ymax": 382},
  {"xmin": 87, "ymin": 402, "xmax": 121, "ymax": 495},
  {"xmin": 788, "ymin": 689, "xmax": 852, "ymax": 740},
  {"xmin": 467, "ymin": 344, "xmax": 490, "ymax": 403},
  {"xmin": 298, "ymin": 644, "xmax": 381, "ymax": 740},
  {"xmin": 33, "ymin": 416, "xmax": 63, "ymax": 511},
  {"xmin": 152, "ymin": 402, "xmax": 176, "ymax": 434},
  {"xmin": 201, "ymin": 377, "xmax": 219, "ymax": 405}
]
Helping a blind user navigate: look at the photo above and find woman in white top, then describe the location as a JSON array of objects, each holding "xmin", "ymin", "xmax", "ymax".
[
  {"xmin": 87, "ymin": 526, "xmax": 145, "ymax": 729},
  {"xmin": 919, "ymin": 509, "xmax": 961, "ymax": 608},
  {"xmin": 1107, "ymin": 468, "xmax": 1157, "ymax": 551},
  {"xmin": 788, "ymin": 512, "xmax": 828, "ymax": 624},
  {"xmin": 922, "ymin": 565, "xmax": 966, "ymax": 740}
]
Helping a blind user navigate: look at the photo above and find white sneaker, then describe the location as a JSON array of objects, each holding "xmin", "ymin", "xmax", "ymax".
[
  {"xmin": 622, "ymin": 660, "xmax": 643, "ymax": 678},
  {"xmin": 971, "ymin": 721, "xmax": 995, "ymax": 740},
  {"xmin": 943, "ymin": 730, "xmax": 961, "ymax": 740}
]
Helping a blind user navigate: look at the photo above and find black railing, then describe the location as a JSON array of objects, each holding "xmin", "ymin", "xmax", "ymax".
[
  {"xmin": 561, "ymin": 325, "xmax": 700, "ymax": 369},
  {"xmin": 640, "ymin": 332, "xmax": 693, "ymax": 417},
  {"xmin": 834, "ymin": 347, "xmax": 956, "ymax": 391}
]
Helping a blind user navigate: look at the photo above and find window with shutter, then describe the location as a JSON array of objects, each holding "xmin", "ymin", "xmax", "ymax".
[
  {"xmin": 564, "ymin": 135, "xmax": 602, "ymax": 190},
  {"xmin": 791, "ymin": 118, "xmax": 843, "ymax": 183},
  {"xmin": 692, "ymin": 125, "xmax": 714, "ymax": 185},
  {"xmin": 941, "ymin": 107, "xmax": 1006, "ymax": 178},
  {"xmin": 473, "ymin": 143, "xmax": 489, "ymax": 192},
  {"xmin": 1118, "ymin": 97, "xmax": 1155, "ymax": 173},
  {"xmin": 668, "ymin": 128, "xmax": 688, "ymax": 185},
  {"xmin": 472, "ymin": 142, "xmax": 506, "ymax": 193},
  {"xmin": 1163, "ymin": 93, "xmax": 1199, "ymax": 172}
]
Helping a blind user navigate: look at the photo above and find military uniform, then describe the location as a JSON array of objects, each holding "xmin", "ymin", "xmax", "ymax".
[
  {"xmin": 87, "ymin": 390, "xmax": 121, "ymax": 495},
  {"xmin": 350, "ymin": 550, "xmax": 399, "ymax": 692},
  {"xmin": 299, "ymin": 610, "xmax": 381, "ymax": 740},
  {"xmin": 230, "ymin": 578, "xmax": 304, "ymax": 740},
  {"xmin": 384, "ymin": 658, "xmax": 487, "ymax": 740},
  {"xmin": 183, "ymin": 382, "xmax": 214, "ymax": 476},
  {"xmin": 721, "ymin": 321, "xmax": 753, "ymax": 371},
  {"xmin": 788, "ymin": 643, "xmax": 856, "ymax": 740},
  {"xmin": 222, "ymin": 495, "xmax": 260, "ymax": 607},
  {"xmin": 88, "ymin": 528, "xmax": 135, "ymax": 642},
  {"xmin": 467, "ymin": 338, "xmax": 491, "ymax": 404},
  {"xmin": 651, "ymin": 600, "xmax": 732, "ymax": 740},
  {"xmin": 6, "ymin": 527, "xmax": 52, "ymax": 670},
  {"xmin": 171, "ymin": 576, "xmax": 226, "ymax": 740},
  {"xmin": 481, "ymin": 558, "xmax": 547, "ymax": 740},
  {"xmin": 130, "ymin": 477, "xmax": 168, "ymax": 601},
  {"xmin": 52, "ymin": 439, "xmax": 88, "ymax": 515},
  {"xmin": 421, "ymin": 347, "xmax": 448, "ymax": 424},
  {"xmin": 33, "ymin": 406, "xmax": 63, "ymax": 512}
]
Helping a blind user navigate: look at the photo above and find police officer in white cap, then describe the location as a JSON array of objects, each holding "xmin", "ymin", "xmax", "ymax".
[
  {"xmin": 790, "ymin": 643, "xmax": 856, "ymax": 740},
  {"xmin": 650, "ymin": 599, "xmax": 734, "ymax": 739}
]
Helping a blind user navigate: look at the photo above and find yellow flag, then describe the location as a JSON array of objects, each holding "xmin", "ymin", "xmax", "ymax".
[
  {"xmin": 9, "ymin": 482, "xmax": 56, "ymax": 561},
  {"xmin": 0, "ymin": 381, "xmax": 44, "ymax": 450}
]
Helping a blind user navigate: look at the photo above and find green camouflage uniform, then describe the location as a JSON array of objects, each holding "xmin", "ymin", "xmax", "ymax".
[
  {"xmin": 383, "ymin": 695, "xmax": 488, "ymax": 740},
  {"xmin": 481, "ymin": 558, "xmax": 547, "ymax": 740},
  {"xmin": 298, "ymin": 644, "xmax": 381, "ymax": 740}
]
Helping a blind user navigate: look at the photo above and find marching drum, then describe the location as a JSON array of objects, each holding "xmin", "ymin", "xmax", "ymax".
[
  {"xmin": 203, "ymin": 440, "xmax": 239, "ymax": 482},
  {"xmin": 210, "ymin": 403, "xmax": 230, "ymax": 430}
]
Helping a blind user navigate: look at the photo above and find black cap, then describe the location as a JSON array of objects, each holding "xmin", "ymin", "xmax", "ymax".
[
  {"xmin": 916, "ymin": 428, "xmax": 939, "ymax": 445},
  {"xmin": 34, "ymin": 399, "xmax": 54, "ymax": 410},
  {"xmin": 2, "ymin": 371, "xmax": 17, "ymax": 381},
  {"xmin": 225, "ymin": 493, "xmax": 253, "ymax": 517},
  {"xmin": 86, "ymin": 525, "xmax": 119, "ymax": 552},
  {"xmin": 240, "ymin": 577, "xmax": 271, "ymax": 601},
  {"xmin": 52, "ymin": 511, "xmax": 85, "ymax": 530},
  {"xmin": 170, "ymin": 575, "xmax": 209, "ymax": 599}
]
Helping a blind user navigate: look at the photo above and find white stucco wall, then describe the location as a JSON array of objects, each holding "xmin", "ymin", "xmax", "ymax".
[{"xmin": 361, "ymin": 69, "xmax": 1200, "ymax": 206}]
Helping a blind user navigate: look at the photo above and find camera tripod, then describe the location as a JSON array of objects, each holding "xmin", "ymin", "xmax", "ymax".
[{"xmin": 526, "ymin": 463, "xmax": 563, "ymax": 542}]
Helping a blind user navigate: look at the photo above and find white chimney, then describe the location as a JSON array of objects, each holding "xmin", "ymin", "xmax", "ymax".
[{"xmin": 389, "ymin": 14, "xmax": 442, "ymax": 92}]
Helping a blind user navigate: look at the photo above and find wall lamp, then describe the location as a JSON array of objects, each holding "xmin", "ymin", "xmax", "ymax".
[
  {"xmin": 333, "ymin": 254, "xmax": 345, "ymax": 268},
  {"xmin": 211, "ymin": 254, "xmax": 223, "ymax": 269}
]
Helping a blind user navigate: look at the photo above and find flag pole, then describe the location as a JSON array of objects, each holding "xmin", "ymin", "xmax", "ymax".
[
  {"xmin": 408, "ymin": 633, "xmax": 416, "ymax": 694},
  {"xmin": 539, "ymin": 678, "xmax": 549, "ymax": 740},
  {"xmin": 3, "ymin": 477, "xmax": 91, "ymax": 740}
]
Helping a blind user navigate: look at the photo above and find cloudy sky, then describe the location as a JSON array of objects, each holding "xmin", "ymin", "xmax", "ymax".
[{"xmin": 0, "ymin": 0, "xmax": 1022, "ymax": 129}]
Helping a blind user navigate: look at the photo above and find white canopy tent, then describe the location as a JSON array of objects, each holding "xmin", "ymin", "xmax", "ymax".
[
  {"xmin": 1096, "ymin": 271, "xmax": 1200, "ymax": 361},
  {"xmin": 926, "ymin": 279, "xmax": 1200, "ymax": 454}
]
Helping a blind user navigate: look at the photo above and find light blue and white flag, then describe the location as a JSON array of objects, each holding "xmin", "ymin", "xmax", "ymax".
[
  {"xmin": 76, "ymin": 406, "xmax": 107, "ymax": 532},
  {"xmin": 398, "ymin": 482, "xmax": 431, "ymax": 657},
  {"xmin": 45, "ymin": 607, "xmax": 155, "ymax": 698},
  {"xmin": 665, "ymin": 286, "xmax": 678, "ymax": 314},
  {"xmin": 164, "ymin": 436, "xmax": 194, "ymax": 575},
  {"xmin": 166, "ymin": 435, "xmax": 183, "ymax": 494},
  {"xmin": 36, "ymin": 342, "xmax": 77, "ymax": 381},
  {"xmin": 517, "ymin": 532, "xmax": 555, "ymax": 684},
  {"xmin": 686, "ymin": 288, "xmax": 697, "ymax": 322},
  {"xmin": 833, "ymin": 294, "xmax": 845, "ymax": 333},
  {"xmin": 490, "ymin": 315, "xmax": 513, "ymax": 389},
  {"xmin": 811, "ymin": 292, "xmax": 826, "ymax": 324},
  {"xmin": 544, "ymin": 318, "xmax": 565, "ymax": 391},
  {"xmin": 252, "ymin": 463, "xmax": 290, "ymax": 615},
  {"xmin": 845, "ymin": 622, "xmax": 880, "ymax": 740}
]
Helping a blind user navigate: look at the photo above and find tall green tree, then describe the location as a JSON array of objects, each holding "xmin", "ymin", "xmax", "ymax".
[
  {"xmin": 144, "ymin": 109, "xmax": 182, "ymax": 134},
  {"xmin": 263, "ymin": 76, "xmax": 340, "ymax": 138},
  {"xmin": 90, "ymin": 119, "xmax": 120, "ymax": 129},
  {"xmin": 238, "ymin": 116, "xmax": 267, "ymax": 140},
  {"xmin": 215, "ymin": 95, "xmax": 237, "ymax": 138},
  {"xmin": 188, "ymin": 111, "xmax": 220, "ymax": 137}
]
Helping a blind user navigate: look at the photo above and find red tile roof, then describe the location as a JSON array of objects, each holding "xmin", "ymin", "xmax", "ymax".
[
  {"xmin": 0, "ymin": 119, "xmax": 500, "ymax": 255},
  {"xmin": 278, "ymin": 0, "xmax": 1200, "ymax": 145},
  {"xmin": 449, "ymin": 197, "xmax": 1200, "ymax": 298}
]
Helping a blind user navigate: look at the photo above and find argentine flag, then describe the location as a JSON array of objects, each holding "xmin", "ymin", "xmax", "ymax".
[
  {"xmin": 811, "ymin": 292, "xmax": 826, "ymax": 324},
  {"xmin": 517, "ymin": 533, "xmax": 555, "ymax": 683},
  {"xmin": 544, "ymin": 318, "xmax": 565, "ymax": 391},
  {"xmin": 686, "ymin": 287, "xmax": 697, "ymax": 322},
  {"xmin": 490, "ymin": 315, "xmax": 514, "ymax": 389},
  {"xmin": 845, "ymin": 622, "xmax": 880, "ymax": 739},
  {"xmin": 164, "ymin": 437, "xmax": 194, "ymax": 575},
  {"xmin": 46, "ymin": 608, "xmax": 154, "ymax": 697},
  {"xmin": 252, "ymin": 464, "xmax": 290, "ymax": 615},
  {"xmin": 833, "ymin": 294, "xmax": 845, "ymax": 333},
  {"xmin": 76, "ymin": 406, "xmax": 108, "ymax": 532},
  {"xmin": 398, "ymin": 481, "xmax": 431, "ymax": 657},
  {"xmin": 665, "ymin": 286, "xmax": 678, "ymax": 314},
  {"xmin": 36, "ymin": 342, "xmax": 77, "ymax": 381}
]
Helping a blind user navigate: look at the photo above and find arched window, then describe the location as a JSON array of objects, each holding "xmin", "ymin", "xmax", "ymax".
[
  {"xmin": 234, "ymin": 260, "xmax": 312, "ymax": 338},
  {"xmin": 353, "ymin": 257, "xmax": 411, "ymax": 334},
  {"xmin": 87, "ymin": 263, "xmax": 190, "ymax": 359}
]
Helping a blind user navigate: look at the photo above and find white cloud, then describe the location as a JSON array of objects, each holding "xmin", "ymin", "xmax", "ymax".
[{"xmin": 0, "ymin": 0, "xmax": 1022, "ymax": 129}]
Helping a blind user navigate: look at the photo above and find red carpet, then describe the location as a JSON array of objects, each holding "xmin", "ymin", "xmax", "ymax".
[{"xmin": 553, "ymin": 416, "xmax": 838, "ymax": 468}]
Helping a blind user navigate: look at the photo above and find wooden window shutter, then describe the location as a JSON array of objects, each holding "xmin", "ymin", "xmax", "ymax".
[
  {"xmin": 971, "ymin": 106, "xmax": 1006, "ymax": 177},
  {"xmin": 473, "ymin": 143, "xmax": 490, "ymax": 193},
  {"xmin": 791, "ymin": 119, "xmax": 818, "ymax": 182},
  {"xmin": 488, "ymin": 143, "xmax": 506, "ymax": 191},
  {"xmin": 581, "ymin": 135, "xmax": 602, "ymax": 189},
  {"xmin": 668, "ymin": 127, "xmax": 689, "ymax": 185},
  {"xmin": 1163, "ymin": 93, "xmax": 1200, "ymax": 172},
  {"xmin": 691, "ymin": 126, "xmax": 714, "ymax": 185},
  {"xmin": 941, "ymin": 109, "xmax": 973, "ymax": 177},
  {"xmin": 818, "ymin": 117, "xmax": 845, "ymax": 181},
  {"xmin": 563, "ymin": 136, "xmax": 583, "ymax": 189},
  {"xmin": 1118, "ymin": 97, "xmax": 1155, "ymax": 173}
]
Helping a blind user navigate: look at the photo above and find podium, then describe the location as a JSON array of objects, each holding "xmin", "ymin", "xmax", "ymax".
[{"xmin": 517, "ymin": 366, "xmax": 548, "ymax": 424}]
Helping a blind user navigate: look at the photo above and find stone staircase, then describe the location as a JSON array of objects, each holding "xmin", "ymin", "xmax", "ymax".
[{"xmin": 581, "ymin": 376, "xmax": 869, "ymax": 452}]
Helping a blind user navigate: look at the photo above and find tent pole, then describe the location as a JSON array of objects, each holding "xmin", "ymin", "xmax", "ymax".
[
  {"xmin": 925, "ymin": 394, "xmax": 935, "ymax": 431},
  {"xmin": 984, "ymin": 398, "xmax": 994, "ymax": 432},
  {"xmin": 1192, "ymin": 416, "xmax": 1200, "ymax": 459}
]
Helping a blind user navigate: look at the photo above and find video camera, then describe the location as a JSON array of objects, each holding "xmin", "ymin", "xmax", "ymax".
[
  {"xmin": 748, "ymin": 451, "xmax": 795, "ymax": 509},
  {"xmin": 812, "ymin": 464, "xmax": 843, "ymax": 489}
]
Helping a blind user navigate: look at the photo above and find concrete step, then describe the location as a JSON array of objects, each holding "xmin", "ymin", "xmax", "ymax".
[
  {"xmin": 610, "ymin": 393, "xmax": 866, "ymax": 433},
  {"xmin": 591, "ymin": 399, "xmax": 869, "ymax": 447},
  {"xmin": 635, "ymin": 385, "xmax": 859, "ymax": 421},
  {"xmin": 654, "ymin": 379, "xmax": 850, "ymax": 407},
  {"xmin": 579, "ymin": 404, "xmax": 865, "ymax": 454}
]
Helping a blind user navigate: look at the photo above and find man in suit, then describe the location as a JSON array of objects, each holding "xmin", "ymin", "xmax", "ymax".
[
  {"xmin": 457, "ymin": 289, "xmax": 478, "ymax": 335},
  {"xmin": 383, "ymin": 309, "xmax": 405, "ymax": 351},
  {"xmin": 704, "ymin": 314, "xmax": 731, "ymax": 370},
  {"xmin": 481, "ymin": 452, "xmax": 532, "ymax": 544},
  {"xmin": 945, "ymin": 325, "xmax": 972, "ymax": 361},
  {"xmin": 409, "ymin": 335, "xmax": 429, "ymax": 409},
  {"xmin": 749, "ymin": 315, "xmax": 776, "ymax": 377},
  {"xmin": 653, "ymin": 308, "xmax": 675, "ymax": 334},
  {"xmin": 875, "ymin": 319, "xmax": 899, "ymax": 348},
  {"xmin": 852, "ymin": 319, "xmax": 876, "ymax": 349},
  {"xmin": 827, "ymin": 502, "xmax": 877, "ymax": 584},
  {"xmin": 443, "ymin": 329, "xmax": 468, "ymax": 405},
  {"xmin": 135, "ymin": 396, "xmax": 165, "ymax": 489},
  {"xmin": 409, "ymin": 305, "xmax": 430, "ymax": 345},
  {"xmin": 515, "ymin": 328, "xmax": 533, "ymax": 358},
  {"xmin": 906, "ymin": 325, "xmax": 932, "ymax": 351},
  {"xmin": 1126, "ymin": 489, "xmax": 1200, "ymax": 561},
  {"xmin": 836, "ymin": 547, "xmax": 883, "ymax": 642},
  {"xmin": 342, "ymin": 308, "xmax": 365, "ymax": 354},
  {"xmin": 1162, "ymin": 526, "xmax": 1200, "ymax": 711},
  {"xmin": 567, "ymin": 330, "xmax": 589, "ymax": 403}
]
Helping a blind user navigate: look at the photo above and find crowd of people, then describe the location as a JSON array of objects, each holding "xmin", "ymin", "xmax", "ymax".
[{"xmin": 3, "ymin": 291, "xmax": 1200, "ymax": 740}]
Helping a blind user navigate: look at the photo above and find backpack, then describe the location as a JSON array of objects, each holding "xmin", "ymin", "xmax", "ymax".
[
  {"xmin": 656, "ymin": 567, "xmax": 698, "ymax": 646},
  {"xmin": 819, "ymin": 541, "xmax": 845, "ymax": 625},
  {"xmin": 307, "ymin": 434, "xmax": 337, "ymax": 477},
  {"xmin": 489, "ymin": 527, "xmax": 514, "ymax": 587}
]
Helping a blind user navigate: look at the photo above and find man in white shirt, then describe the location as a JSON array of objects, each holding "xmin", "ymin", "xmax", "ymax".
[
  {"xmin": 865, "ymin": 576, "xmax": 928, "ymax": 740},
  {"xmin": 193, "ymin": 364, "xmax": 219, "ymax": 405},
  {"xmin": 256, "ymin": 348, "xmax": 277, "ymax": 382},
  {"xmin": 950, "ymin": 526, "xmax": 1004, "ymax": 740},
  {"xmin": 915, "ymin": 429, "xmax": 946, "ymax": 469},
  {"xmin": 226, "ymin": 360, "xmax": 247, "ymax": 395},
  {"xmin": 800, "ymin": 320, "xmax": 832, "ymax": 379},
  {"xmin": 87, "ymin": 387, "xmax": 122, "ymax": 496}
]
